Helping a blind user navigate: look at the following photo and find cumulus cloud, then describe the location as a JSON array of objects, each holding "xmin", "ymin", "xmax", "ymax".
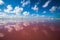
[
  {"xmin": 21, "ymin": 0, "xmax": 30, "ymax": 7},
  {"xmin": 13, "ymin": 6, "xmax": 23, "ymax": 15},
  {"xmin": 50, "ymin": 18, "xmax": 54, "ymax": 20},
  {"xmin": 13, "ymin": 24, "xmax": 20, "ymax": 31},
  {"xmin": 42, "ymin": 15, "xmax": 45, "ymax": 17},
  {"xmin": 14, "ymin": 23, "xmax": 23, "ymax": 31},
  {"xmin": 0, "ymin": 12, "xmax": 6, "ymax": 16},
  {"xmin": 42, "ymin": 0, "xmax": 51, "ymax": 8},
  {"xmin": 23, "ymin": 11, "xmax": 30, "ymax": 16},
  {"xmin": 42, "ymin": 11, "xmax": 46, "ymax": 14},
  {"xmin": 0, "ymin": 33, "xmax": 4, "ymax": 37},
  {"xmin": 23, "ymin": 22, "xmax": 30, "ymax": 27},
  {"xmin": 32, "ymin": 5, "xmax": 38, "ymax": 12},
  {"xmin": 4, "ymin": 5, "xmax": 13, "ymax": 13},
  {"xmin": 0, "ymin": 0, "xmax": 4, "ymax": 5},
  {"xmin": 49, "ymin": 6, "xmax": 57, "ymax": 13},
  {"xmin": 4, "ymin": 5, "xmax": 23, "ymax": 15},
  {"xmin": 31, "ymin": 14, "xmax": 39, "ymax": 17},
  {"xmin": 5, "ymin": 25, "xmax": 13, "ymax": 32}
]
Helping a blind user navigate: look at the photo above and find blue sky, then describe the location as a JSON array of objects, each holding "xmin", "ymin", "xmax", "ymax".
[{"xmin": 0, "ymin": 0, "xmax": 60, "ymax": 18}]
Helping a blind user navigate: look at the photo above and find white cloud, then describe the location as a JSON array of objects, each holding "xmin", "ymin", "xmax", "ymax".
[
  {"xmin": 0, "ymin": 33, "xmax": 4, "ymax": 37},
  {"xmin": 0, "ymin": 0, "xmax": 4, "ymax": 5},
  {"xmin": 50, "ymin": 18, "xmax": 54, "ymax": 20},
  {"xmin": 42, "ymin": 15, "xmax": 45, "ymax": 17},
  {"xmin": 13, "ymin": 23, "xmax": 24, "ymax": 31},
  {"xmin": 4, "ymin": 5, "xmax": 13, "ymax": 13},
  {"xmin": 49, "ymin": 6, "xmax": 57, "ymax": 13},
  {"xmin": 32, "ymin": 14, "xmax": 39, "ymax": 17},
  {"xmin": 21, "ymin": 0, "xmax": 30, "ymax": 7},
  {"xmin": 43, "ymin": 11, "xmax": 46, "ymax": 14},
  {"xmin": 0, "ymin": 12, "xmax": 7, "ymax": 17},
  {"xmin": 32, "ymin": 5, "xmax": 38, "ymax": 12},
  {"xmin": 13, "ymin": 6, "xmax": 23, "ymax": 15},
  {"xmin": 23, "ymin": 22, "xmax": 30, "ymax": 27},
  {"xmin": 4, "ymin": 5, "xmax": 23, "ymax": 15},
  {"xmin": 5, "ymin": 25, "xmax": 13, "ymax": 32},
  {"xmin": 42, "ymin": 0, "xmax": 51, "ymax": 8},
  {"xmin": 23, "ymin": 11, "xmax": 30, "ymax": 16}
]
